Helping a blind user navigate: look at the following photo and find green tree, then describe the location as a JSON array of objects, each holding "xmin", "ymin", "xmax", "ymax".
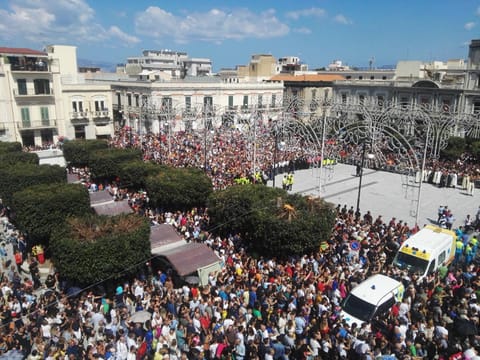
[
  {"xmin": 0, "ymin": 152, "xmax": 39, "ymax": 166},
  {"xmin": 89, "ymin": 148, "xmax": 142, "ymax": 181},
  {"xmin": 0, "ymin": 141, "xmax": 22, "ymax": 153},
  {"xmin": 118, "ymin": 161, "xmax": 162, "ymax": 190},
  {"xmin": 12, "ymin": 183, "xmax": 90, "ymax": 246},
  {"xmin": 146, "ymin": 167, "xmax": 213, "ymax": 211},
  {"xmin": 207, "ymin": 185, "xmax": 335, "ymax": 258},
  {"xmin": 50, "ymin": 214, "xmax": 150, "ymax": 285},
  {"xmin": 0, "ymin": 164, "xmax": 65, "ymax": 205},
  {"xmin": 62, "ymin": 139, "xmax": 109, "ymax": 167},
  {"xmin": 440, "ymin": 136, "xmax": 466, "ymax": 160}
]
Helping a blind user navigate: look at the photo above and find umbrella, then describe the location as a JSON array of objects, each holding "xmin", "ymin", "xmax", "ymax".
[
  {"xmin": 130, "ymin": 310, "xmax": 152, "ymax": 324},
  {"xmin": 184, "ymin": 276, "xmax": 200, "ymax": 285}
]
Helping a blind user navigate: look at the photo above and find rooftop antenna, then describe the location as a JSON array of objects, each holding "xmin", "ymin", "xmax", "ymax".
[{"xmin": 369, "ymin": 56, "xmax": 375, "ymax": 70}]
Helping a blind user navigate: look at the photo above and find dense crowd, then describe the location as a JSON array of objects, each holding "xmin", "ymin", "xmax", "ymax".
[
  {"xmin": 2, "ymin": 127, "xmax": 478, "ymax": 359},
  {"xmin": 1, "ymin": 195, "xmax": 480, "ymax": 359}
]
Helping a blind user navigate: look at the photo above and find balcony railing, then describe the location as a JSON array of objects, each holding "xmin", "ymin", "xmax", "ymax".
[
  {"xmin": 93, "ymin": 110, "xmax": 110, "ymax": 118},
  {"xmin": 13, "ymin": 88, "xmax": 54, "ymax": 96},
  {"xmin": 71, "ymin": 111, "xmax": 89, "ymax": 119},
  {"xmin": 17, "ymin": 119, "xmax": 57, "ymax": 129},
  {"xmin": 11, "ymin": 64, "xmax": 50, "ymax": 72}
]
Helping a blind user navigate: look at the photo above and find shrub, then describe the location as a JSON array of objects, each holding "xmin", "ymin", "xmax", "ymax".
[{"xmin": 63, "ymin": 139, "xmax": 109, "ymax": 167}]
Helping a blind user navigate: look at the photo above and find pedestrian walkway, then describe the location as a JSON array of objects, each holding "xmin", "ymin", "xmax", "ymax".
[{"xmin": 270, "ymin": 164, "xmax": 480, "ymax": 227}]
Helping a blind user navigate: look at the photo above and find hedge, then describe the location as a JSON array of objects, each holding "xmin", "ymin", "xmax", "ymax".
[
  {"xmin": 0, "ymin": 164, "xmax": 66, "ymax": 205},
  {"xmin": 118, "ymin": 161, "xmax": 163, "ymax": 190},
  {"xmin": 89, "ymin": 148, "xmax": 143, "ymax": 180},
  {"xmin": 0, "ymin": 141, "xmax": 22, "ymax": 153},
  {"xmin": 146, "ymin": 166, "xmax": 213, "ymax": 211},
  {"xmin": 12, "ymin": 183, "xmax": 91, "ymax": 246},
  {"xmin": 62, "ymin": 139, "xmax": 109, "ymax": 166},
  {"xmin": 0, "ymin": 152, "xmax": 39, "ymax": 166},
  {"xmin": 50, "ymin": 214, "xmax": 151, "ymax": 285}
]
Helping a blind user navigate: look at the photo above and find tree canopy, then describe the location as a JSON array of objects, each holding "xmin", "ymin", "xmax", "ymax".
[
  {"xmin": 207, "ymin": 185, "xmax": 336, "ymax": 258},
  {"xmin": 146, "ymin": 167, "xmax": 213, "ymax": 211},
  {"xmin": 12, "ymin": 183, "xmax": 91, "ymax": 246},
  {"xmin": 50, "ymin": 214, "xmax": 151, "ymax": 285}
]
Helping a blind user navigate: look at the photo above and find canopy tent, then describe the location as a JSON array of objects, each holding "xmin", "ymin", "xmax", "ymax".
[{"xmin": 90, "ymin": 191, "xmax": 133, "ymax": 216}]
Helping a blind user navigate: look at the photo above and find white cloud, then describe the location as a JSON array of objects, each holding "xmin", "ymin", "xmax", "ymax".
[
  {"xmin": 293, "ymin": 27, "xmax": 312, "ymax": 34},
  {"xmin": 334, "ymin": 14, "xmax": 352, "ymax": 25},
  {"xmin": 465, "ymin": 21, "xmax": 476, "ymax": 30},
  {"xmin": 108, "ymin": 26, "xmax": 140, "ymax": 44},
  {"xmin": 135, "ymin": 7, "xmax": 289, "ymax": 43},
  {"xmin": 0, "ymin": 0, "xmax": 138, "ymax": 46},
  {"xmin": 285, "ymin": 8, "xmax": 326, "ymax": 20}
]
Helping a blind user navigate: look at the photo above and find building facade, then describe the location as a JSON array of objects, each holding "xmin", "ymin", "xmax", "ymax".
[{"xmin": 0, "ymin": 45, "xmax": 114, "ymax": 145}]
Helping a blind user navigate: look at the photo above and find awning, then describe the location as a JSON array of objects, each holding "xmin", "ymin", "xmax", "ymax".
[
  {"xmin": 95, "ymin": 126, "xmax": 112, "ymax": 136},
  {"xmin": 92, "ymin": 200, "xmax": 133, "ymax": 216},
  {"xmin": 90, "ymin": 191, "xmax": 133, "ymax": 216},
  {"xmin": 156, "ymin": 242, "xmax": 221, "ymax": 277},
  {"xmin": 150, "ymin": 224, "xmax": 184, "ymax": 253},
  {"xmin": 89, "ymin": 191, "xmax": 114, "ymax": 205}
]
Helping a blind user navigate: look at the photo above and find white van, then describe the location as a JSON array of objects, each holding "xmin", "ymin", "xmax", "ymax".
[
  {"xmin": 340, "ymin": 274, "xmax": 404, "ymax": 327},
  {"xmin": 392, "ymin": 225, "xmax": 456, "ymax": 282}
]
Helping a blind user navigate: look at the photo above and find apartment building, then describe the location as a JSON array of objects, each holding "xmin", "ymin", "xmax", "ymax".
[{"xmin": 0, "ymin": 45, "xmax": 114, "ymax": 145}]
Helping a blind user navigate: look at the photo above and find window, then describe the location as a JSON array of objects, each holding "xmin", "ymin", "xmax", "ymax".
[
  {"xmin": 346, "ymin": 75, "xmax": 351, "ymax": 80},
  {"xmin": 341, "ymin": 94, "xmax": 347, "ymax": 104},
  {"xmin": 40, "ymin": 107, "xmax": 49, "ymax": 125},
  {"xmin": 377, "ymin": 95, "xmax": 384, "ymax": 107},
  {"xmin": 442, "ymin": 100, "xmax": 451, "ymax": 112},
  {"xmin": 33, "ymin": 79, "xmax": 50, "ymax": 95},
  {"xmin": 74, "ymin": 125, "xmax": 86, "ymax": 139},
  {"xmin": 258, "ymin": 95, "xmax": 263, "ymax": 108},
  {"xmin": 72, "ymin": 101, "xmax": 84, "ymax": 113},
  {"xmin": 21, "ymin": 107, "xmax": 30, "ymax": 126},
  {"xmin": 117, "ymin": 93, "xmax": 121, "ymax": 107},
  {"xmin": 243, "ymin": 95, "xmax": 249, "ymax": 108},
  {"xmin": 162, "ymin": 97, "xmax": 173, "ymax": 112},
  {"xmin": 438, "ymin": 251, "xmax": 446, "ymax": 265},
  {"xmin": 382, "ymin": 76, "xmax": 387, "ymax": 80},
  {"xmin": 135, "ymin": 95, "xmax": 139, "ymax": 107},
  {"xmin": 95, "ymin": 100, "xmax": 105, "ymax": 111},
  {"xmin": 324, "ymin": 89, "xmax": 330, "ymax": 100},
  {"xmin": 127, "ymin": 94, "xmax": 132, "ymax": 106},
  {"xmin": 400, "ymin": 97, "xmax": 409, "ymax": 109},
  {"xmin": 185, "ymin": 96, "xmax": 191, "ymax": 111},
  {"xmin": 17, "ymin": 79, "xmax": 27, "ymax": 95},
  {"xmin": 420, "ymin": 97, "xmax": 430, "ymax": 109},
  {"xmin": 473, "ymin": 101, "xmax": 480, "ymax": 114},
  {"xmin": 370, "ymin": 76, "xmax": 375, "ymax": 80},
  {"xmin": 271, "ymin": 94, "xmax": 276, "ymax": 108},
  {"xmin": 358, "ymin": 76, "xmax": 363, "ymax": 80},
  {"xmin": 228, "ymin": 95, "xmax": 234, "ymax": 109},
  {"xmin": 311, "ymin": 89, "xmax": 317, "ymax": 100},
  {"xmin": 203, "ymin": 96, "xmax": 213, "ymax": 113},
  {"xmin": 359, "ymin": 95, "xmax": 365, "ymax": 105}
]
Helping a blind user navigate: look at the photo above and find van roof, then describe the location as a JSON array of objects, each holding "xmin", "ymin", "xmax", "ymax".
[
  {"xmin": 350, "ymin": 274, "xmax": 402, "ymax": 305},
  {"xmin": 399, "ymin": 225, "xmax": 455, "ymax": 256}
]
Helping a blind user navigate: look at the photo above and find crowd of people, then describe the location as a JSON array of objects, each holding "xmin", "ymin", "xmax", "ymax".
[
  {"xmin": 1, "ymin": 194, "xmax": 480, "ymax": 359},
  {"xmin": 0, "ymin": 127, "xmax": 478, "ymax": 360}
]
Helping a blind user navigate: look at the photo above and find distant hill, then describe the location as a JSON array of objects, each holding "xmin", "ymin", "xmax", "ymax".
[{"xmin": 78, "ymin": 58, "xmax": 116, "ymax": 72}]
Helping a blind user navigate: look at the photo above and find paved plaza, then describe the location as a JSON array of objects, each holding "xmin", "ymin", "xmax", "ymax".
[{"xmin": 271, "ymin": 163, "xmax": 480, "ymax": 228}]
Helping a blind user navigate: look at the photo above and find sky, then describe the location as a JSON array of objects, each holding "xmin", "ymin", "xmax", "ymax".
[{"xmin": 0, "ymin": 0, "xmax": 479, "ymax": 71}]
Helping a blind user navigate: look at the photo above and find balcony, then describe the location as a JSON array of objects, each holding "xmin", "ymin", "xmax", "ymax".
[
  {"xmin": 70, "ymin": 111, "xmax": 89, "ymax": 124},
  {"xmin": 11, "ymin": 63, "xmax": 50, "ymax": 72},
  {"xmin": 93, "ymin": 110, "xmax": 111, "ymax": 125},
  {"xmin": 17, "ymin": 119, "xmax": 57, "ymax": 130},
  {"xmin": 13, "ymin": 88, "xmax": 54, "ymax": 97}
]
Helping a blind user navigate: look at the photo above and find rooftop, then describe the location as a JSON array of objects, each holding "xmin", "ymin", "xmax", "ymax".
[{"xmin": 0, "ymin": 47, "xmax": 47, "ymax": 56}]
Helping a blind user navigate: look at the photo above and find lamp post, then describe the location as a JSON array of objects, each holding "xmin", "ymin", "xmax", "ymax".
[
  {"xmin": 272, "ymin": 121, "xmax": 279, "ymax": 188},
  {"xmin": 356, "ymin": 141, "xmax": 374, "ymax": 215}
]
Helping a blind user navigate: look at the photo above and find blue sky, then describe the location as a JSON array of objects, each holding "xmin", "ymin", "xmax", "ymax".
[{"xmin": 0, "ymin": 0, "xmax": 479, "ymax": 71}]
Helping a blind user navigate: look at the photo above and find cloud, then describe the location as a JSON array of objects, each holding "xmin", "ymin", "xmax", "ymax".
[
  {"xmin": 135, "ymin": 7, "xmax": 289, "ymax": 43},
  {"xmin": 293, "ymin": 27, "xmax": 312, "ymax": 34},
  {"xmin": 465, "ymin": 21, "xmax": 476, "ymax": 30},
  {"xmin": 285, "ymin": 7, "xmax": 326, "ymax": 20},
  {"xmin": 108, "ymin": 26, "xmax": 140, "ymax": 44},
  {"xmin": 0, "ymin": 0, "xmax": 138, "ymax": 47},
  {"xmin": 333, "ymin": 14, "xmax": 352, "ymax": 25}
]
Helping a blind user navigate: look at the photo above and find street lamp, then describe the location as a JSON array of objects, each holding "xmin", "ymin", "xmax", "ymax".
[{"xmin": 356, "ymin": 141, "xmax": 374, "ymax": 215}]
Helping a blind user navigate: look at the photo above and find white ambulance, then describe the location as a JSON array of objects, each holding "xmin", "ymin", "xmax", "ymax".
[
  {"xmin": 340, "ymin": 274, "xmax": 404, "ymax": 327},
  {"xmin": 392, "ymin": 225, "xmax": 456, "ymax": 282}
]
